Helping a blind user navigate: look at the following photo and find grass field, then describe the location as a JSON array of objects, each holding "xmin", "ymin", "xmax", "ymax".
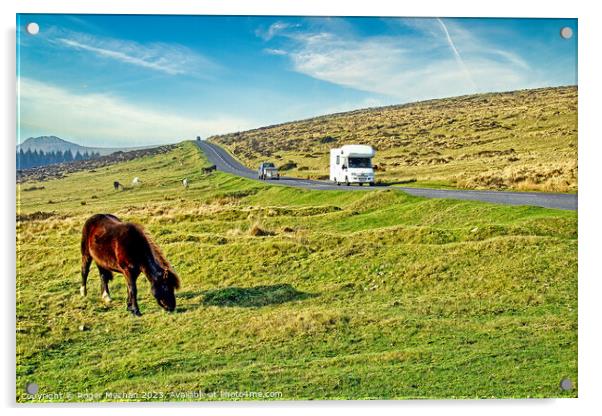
[
  {"xmin": 16, "ymin": 142, "xmax": 577, "ymax": 401},
  {"xmin": 210, "ymin": 86, "xmax": 577, "ymax": 192}
]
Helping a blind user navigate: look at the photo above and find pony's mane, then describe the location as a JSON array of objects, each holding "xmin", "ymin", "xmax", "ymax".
[{"xmin": 130, "ymin": 223, "xmax": 181, "ymax": 288}]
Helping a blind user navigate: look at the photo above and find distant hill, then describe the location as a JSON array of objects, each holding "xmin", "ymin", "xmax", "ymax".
[
  {"xmin": 209, "ymin": 86, "xmax": 577, "ymax": 192},
  {"xmin": 18, "ymin": 136, "xmax": 152, "ymax": 156}
]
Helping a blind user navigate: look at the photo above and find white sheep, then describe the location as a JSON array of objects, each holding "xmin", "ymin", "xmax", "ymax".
[
  {"xmin": 182, "ymin": 178, "xmax": 189, "ymax": 189},
  {"xmin": 132, "ymin": 177, "xmax": 140, "ymax": 186}
]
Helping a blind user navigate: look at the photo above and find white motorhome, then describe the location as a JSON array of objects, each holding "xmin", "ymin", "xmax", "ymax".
[{"xmin": 330, "ymin": 144, "xmax": 376, "ymax": 186}]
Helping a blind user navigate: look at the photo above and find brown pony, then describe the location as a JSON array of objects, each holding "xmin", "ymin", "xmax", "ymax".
[{"xmin": 80, "ymin": 214, "xmax": 180, "ymax": 316}]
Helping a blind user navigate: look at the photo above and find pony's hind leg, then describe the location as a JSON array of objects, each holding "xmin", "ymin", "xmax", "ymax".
[
  {"xmin": 80, "ymin": 254, "xmax": 92, "ymax": 296},
  {"xmin": 97, "ymin": 265, "xmax": 113, "ymax": 304}
]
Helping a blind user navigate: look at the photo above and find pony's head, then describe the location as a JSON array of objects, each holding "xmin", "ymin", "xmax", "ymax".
[{"xmin": 151, "ymin": 269, "xmax": 180, "ymax": 312}]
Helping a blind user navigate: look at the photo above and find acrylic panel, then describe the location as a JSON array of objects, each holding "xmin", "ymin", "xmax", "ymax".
[{"xmin": 16, "ymin": 14, "xmax": 578, "ymax": 402}]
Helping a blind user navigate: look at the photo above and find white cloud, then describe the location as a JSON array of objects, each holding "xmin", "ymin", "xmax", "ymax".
[
  {"xmin": 263, "ymin": 19, "xmax": 547, "ymax": 102},
  {"xmin": 263, "ymin": 48, "xmax": 288, "ymax": 56},
  {"xmin": 53, "ymin": 30, "xmax": 216, "ymax": 76},
  {"xmin": 435, "ymin": 18, "xmax": 477, "ymax": 90},
  {"xmin": 256, "ymin": 21, "xmax": 299, "ymax": 41},
  {"xmin": 489, "ymin": 49, "xmax": 530, "ymax": 70},
  {"xmin": 17, "ymin": 78, "xmax": 256, "ymax": 147}
]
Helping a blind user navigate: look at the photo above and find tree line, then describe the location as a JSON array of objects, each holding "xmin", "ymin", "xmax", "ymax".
[{"xmin": 16, "ymin": 148, "xmax": 101, "ymax": 170}]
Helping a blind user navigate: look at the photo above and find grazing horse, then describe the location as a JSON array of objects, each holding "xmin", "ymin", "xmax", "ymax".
[
  {"xmin": 80, "ymin": 214, "xmax": 181, "ymax": 316},
  {"xmin": 201, "ymin": 165, "xmax": 216, "ymax": 174}
]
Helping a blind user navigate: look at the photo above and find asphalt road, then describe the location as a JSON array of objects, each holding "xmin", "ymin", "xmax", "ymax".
[{"xmin": 196, "ymin": 140, "xmax": 577, "ymax": 211}]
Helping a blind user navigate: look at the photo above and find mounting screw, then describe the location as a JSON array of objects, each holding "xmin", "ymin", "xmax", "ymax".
[
  {"xmin": 26, "ymin": 22, "xmax": 40, "ymax": 35},
  {"xmin": 25, "ymin": 382, "xmax": 39, "ymax": 394},
  {"xmin": 559, "ymin": 378, "xmax": 573, "ymax": 391},
  {"xmin": 560, "ymin": 27, "xmax": 573, "ymax": 40}
]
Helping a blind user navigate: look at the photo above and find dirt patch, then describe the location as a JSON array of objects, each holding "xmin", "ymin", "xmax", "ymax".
[
  {"xmin": 16, "ymin": 211, "xmax": 61, "ymax": 222},
  {"xmin": 249, "ymin": 224, "xmax": 275, "ymax": 237},
  {"xmin": 474, "ymin": 149, "xmax": 516, "ymax": 158},
  {"xmin": 21, "ymin": 185, "xmax": 45, "ymax": 192}
]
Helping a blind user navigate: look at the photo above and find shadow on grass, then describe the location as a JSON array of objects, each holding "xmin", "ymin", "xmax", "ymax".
[{"xmin": 201, "ymin": 284, "xmax": 316, "ymax": 308}]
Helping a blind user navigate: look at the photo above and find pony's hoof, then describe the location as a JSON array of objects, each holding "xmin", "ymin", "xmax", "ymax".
[
  {"xmin": 80, "ymin": 286, "xmax": 87, "ymax": 297},
  {"xmin": 101, "ymin": 291, "xmax": 112, "ymax": 304},
  {"xmin": 128, "ymin": 308, "xmax": 142, "ymax": 317}
]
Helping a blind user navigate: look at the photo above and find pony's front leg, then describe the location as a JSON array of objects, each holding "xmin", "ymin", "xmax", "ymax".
[{"xmin": 125, "ymin": 271, "xmax": 142, "ymax": 316}]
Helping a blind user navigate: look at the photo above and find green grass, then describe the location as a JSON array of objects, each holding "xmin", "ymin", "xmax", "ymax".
[
  {"xmin": 211, "ymin": 86, "xmax": 577, "ymax": 192},
  {"xmin": 16, "ymin": 141, "xmax": 577, "ymax": 402}
]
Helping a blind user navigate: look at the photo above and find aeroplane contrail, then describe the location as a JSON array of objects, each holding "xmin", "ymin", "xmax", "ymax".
[{"xmin": 436, "ymin": 18, "xmax": 478, "ymax": 91}]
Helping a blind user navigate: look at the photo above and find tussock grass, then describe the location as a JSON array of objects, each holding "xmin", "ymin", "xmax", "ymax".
[
  {"xmin": 248, "ymin": 222, "xmax": 274, "ymax": 237},
  {"xmin": 210, "ymin": 87, "xmax": 577, "ymax": 192},
  {"xmin": 16, "ymin": 142, "xmax": 577, "ymax": 401}
]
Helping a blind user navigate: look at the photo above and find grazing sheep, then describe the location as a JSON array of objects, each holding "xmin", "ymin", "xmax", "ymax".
[
  {"xmin": 182, "ymin": 178, "xmax": 189, "ymax": 189},
  {"xmin": 132, "ymin": 177, "xmax": 140, "ymax": 186}
]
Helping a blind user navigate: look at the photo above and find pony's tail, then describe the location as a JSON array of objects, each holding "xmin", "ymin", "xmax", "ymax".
[{"xmin": 81, "ymin": 217, "xmax": 93, "ymax": 256}]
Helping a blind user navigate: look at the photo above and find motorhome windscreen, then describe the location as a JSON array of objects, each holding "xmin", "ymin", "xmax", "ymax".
[{"xmin": 348, "ymin": 157, "xmax": 372, "ymax": 168}]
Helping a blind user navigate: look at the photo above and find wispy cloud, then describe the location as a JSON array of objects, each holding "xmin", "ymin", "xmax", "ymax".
[
  {"xmin": 52, "ymin": 30, "xmax": 216, "ymax": 76},
  {"xmin": 259, "ymin": 18, "xmax": 545, "ymax": 102},
  {"xmin": 263, "ymin": 48, "xmax": 288, "ymax": 56},
  {"xmin": 255, "ymin": 21, "xmax": 299, "ymax": 41},
  {"xmin": 17, "ymin": 78, "xmax": 255, "ymax": 146},
  {"xmin": 436, "ymin": 18, "xmax": 477, "ymax": 90}
]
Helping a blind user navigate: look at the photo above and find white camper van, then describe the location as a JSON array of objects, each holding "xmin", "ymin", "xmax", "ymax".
[{"xmin": 330, "ymin": 145, "xmax": 376, "ymax": 186}]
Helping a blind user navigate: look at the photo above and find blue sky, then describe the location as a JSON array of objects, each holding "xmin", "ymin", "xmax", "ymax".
[{"xmin": 17, "ymin": 15, "xmax": 577, "ymax": 147}]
